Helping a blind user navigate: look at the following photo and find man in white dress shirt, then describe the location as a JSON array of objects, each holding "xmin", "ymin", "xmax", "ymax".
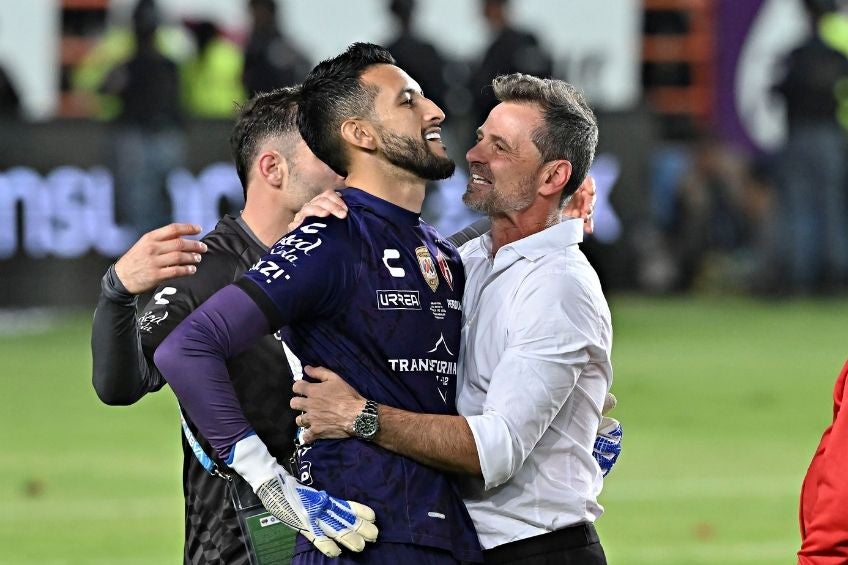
[{"xmin": 293, "ymin": 73, "xmax": 612, "ymax": 564}]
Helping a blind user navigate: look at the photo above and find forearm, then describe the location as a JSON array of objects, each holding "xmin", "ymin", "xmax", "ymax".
[
  {"xmin": 91, "ymin": 265, "xmax": 162, "ymax": 405},
  {"xmin": 154, "ymin": 284, "xmax": 269, "ymax": 461},
  {"xmin": 374, "ymin": 405, "xmax": 481, "ymax": 476}
]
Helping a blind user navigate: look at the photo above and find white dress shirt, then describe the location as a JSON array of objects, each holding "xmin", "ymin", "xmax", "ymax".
[{"xmin": 456, "ymin": 218, "xmax": 613, "ymax": 550}]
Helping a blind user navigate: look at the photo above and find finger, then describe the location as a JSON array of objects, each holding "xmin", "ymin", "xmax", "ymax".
[
  {"xmin": 352, "ymin": 519, "xmax": 379, "ymax": 543},
  {"xmin": 330, "ymin": 529, "xmax": 366, "ymax": 552},
  {"xmin": 300, "ymin": 203, "xmax": 335, "ymax": 219},
  {"xmin": 320, "ymin": 189, "xmax": 347, "ymax": 208},
  {"xmin": 296, "ymin": 413, "xmax": 309, "ymax": 428},
  {"xmin": 301, "ymin": 532, "xmax": 342, "ymax": 558},
  {"xmin": 348, "ymin": 500, "xmax": 376, "ymax": 523},
  {"xmin": 583, "ymin": 217, "xmax": 595, "ymax": 235},
  {"xmin": 287, "ymin": 212, "xmax": 305, "ymax": 233},
  {"xmin": 156, "ymin": 251, "xmax": 203, "ymax": 268},
  {"xmin": 603, "ymin": 392, "xmax": 617, "ymax": 415},
  {"xmin": 304, "ymin": 365, "xmax": 333, "ymax": 382},
  {"xmin": 159, "ymin": 265, "xmax": 197, "ymax": 280},
  {"xmin": 291, "ymin": 380, "xmax": 310, "ymax": 397},
  {"xmin": 160, "ymin": 237, "xmax": 207, "ymax": 254},
  {"xmin": 151, "ymin": 223, "xmax": 202, "ymax": 242}
]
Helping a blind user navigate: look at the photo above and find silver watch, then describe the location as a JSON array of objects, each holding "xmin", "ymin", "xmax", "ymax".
[{"xmin": 352, "ymin": 399, "xmax": 379, "ymax": 440}]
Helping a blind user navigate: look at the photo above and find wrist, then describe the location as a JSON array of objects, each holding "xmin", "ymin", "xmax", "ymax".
[
  {"xmin": 101, "ymin": 264, "xmax": 137, "ymax": 304},
  {"xmin": 351, "ymin": 399, "xmax": 380, "ymax": 441},
  {"xmin": 228, "ymin": 433, "xmax": 287, "ymax": 491}
]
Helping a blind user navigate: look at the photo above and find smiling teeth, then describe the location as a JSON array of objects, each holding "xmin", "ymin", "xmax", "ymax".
[
  {"xmin": 472, "ymin": 174, "xmax": 489, "ymax": 184},
  {"xmin": 425, "ymin": 132, "xmax": 441, "ymax": 140}
]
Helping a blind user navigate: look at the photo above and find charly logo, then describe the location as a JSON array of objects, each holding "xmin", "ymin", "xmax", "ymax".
[
  {"xmin": 382, "ymin": 249, "xmax": 405, "ymax": 277},
  {"xmin": 435, "ymin": 250, "xmax": 454, "ymax": 291},
  {"xmin": 416, "ymin": 246, "xmax": 439, "ymax": 292},
  {"xmin": 154, "ymin": 286, "xmax": 177, "ymax": 305}
]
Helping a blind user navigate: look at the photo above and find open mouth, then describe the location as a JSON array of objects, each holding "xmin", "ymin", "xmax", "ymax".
[
  {"xmin": 424, "ymin": 128, "xmax": 442, "ymax": 144},
  {"xmin": 470, "ymin": 173, "xmax": 492, "ymax": 186}
]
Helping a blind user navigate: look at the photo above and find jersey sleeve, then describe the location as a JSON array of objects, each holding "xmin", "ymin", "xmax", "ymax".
[
  {"xmin": 236, "ymin": 218, "xmax": 362, "ymax": 331},
  {"xmin": 155, "ymin": 217, "xmax": 362, "ymax": 460},
  {"xmin": 138, "ymin": 242, "xmax": 239, "ymax": 361},
  {"xmin": 91, "ymin": 265, "xmax": 157, "ymax": 405}
]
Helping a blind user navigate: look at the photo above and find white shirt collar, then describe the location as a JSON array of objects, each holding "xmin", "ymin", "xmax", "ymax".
[{"xmin": 476, "ymin": 218, "xmax": 584, "ymax": 273}]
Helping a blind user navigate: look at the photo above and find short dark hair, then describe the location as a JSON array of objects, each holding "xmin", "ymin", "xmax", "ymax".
[
  {"xmin": 492, "ymin": 73, "xmax": 598, "ymax": 202},
  {"xmin": 298, "ymin": 42, "xmax": 396, "ymax": 176},
  {"xmin": 229, "ymin": 86, "xmax": 301, "ymax": 199}
]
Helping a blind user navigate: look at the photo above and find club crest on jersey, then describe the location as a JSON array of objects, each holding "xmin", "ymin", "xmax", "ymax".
[
  {"xmin": 416, "ymin": 246, "xmax": 439, "ymax": 292},
  {"xmin": 435, "ymin": 250, "xmax": 454, "ymax": 291}
]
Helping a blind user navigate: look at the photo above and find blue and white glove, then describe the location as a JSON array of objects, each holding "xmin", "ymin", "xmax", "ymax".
[
  {"xmin": 593, "ymin": 416, "xmax": 622, "ymax": 477},
  {"xmin": 230, "ymin": 434, "xmax": 378, "ymax": 557}
]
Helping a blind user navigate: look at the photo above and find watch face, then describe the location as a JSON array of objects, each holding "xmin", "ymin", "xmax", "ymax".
[{"xmin": 353, "ymin": 413, "xmax": 379, "ymax": 439}]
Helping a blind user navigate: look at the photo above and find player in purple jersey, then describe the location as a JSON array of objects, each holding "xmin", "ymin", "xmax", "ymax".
[
  {"xmin": 289, "ymin": 74, "xmax": 615, "ymax": 564},
  {"xmin": 154, "ymin": 43, "xmax": 483, "ymax": 563}
]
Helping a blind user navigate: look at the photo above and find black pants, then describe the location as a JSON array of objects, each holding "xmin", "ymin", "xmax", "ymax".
[{"xmin": 481, "ymin": 523, "xmax": 606, "ymax": 565}]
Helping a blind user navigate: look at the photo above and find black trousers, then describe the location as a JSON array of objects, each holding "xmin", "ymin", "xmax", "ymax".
[{"xmin": 480, "ymin": 523, "xmax": 606, "ymax": 565}]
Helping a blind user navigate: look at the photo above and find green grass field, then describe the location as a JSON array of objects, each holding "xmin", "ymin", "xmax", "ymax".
[{"xmin": 2, "ymin": 296, "xmax": 846, "ymax": 564}]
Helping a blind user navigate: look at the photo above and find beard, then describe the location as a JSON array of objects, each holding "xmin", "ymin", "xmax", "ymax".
[
  {"xmin": 379, "ymin": 130, "xmax": 456, "ymax": 181},
  {"xmin": 462, "ymin": 172, "xmax": 536, "ymax": 215}
]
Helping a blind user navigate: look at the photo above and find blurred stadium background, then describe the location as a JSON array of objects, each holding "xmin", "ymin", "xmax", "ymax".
[{"xmin": 1, "ymin": 0, "xmax": 847, "ymax": 563}]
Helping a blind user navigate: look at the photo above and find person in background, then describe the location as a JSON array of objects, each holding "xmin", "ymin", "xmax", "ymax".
[
  {"xmin": 772, "ymin": 0, "xmax": 848, "ymax": 295},
  {"xmin": 799, "ymin": 360, "xmax": 848, "ymax": 564},
  {"xmin": 99, "ymin": 0, "xmax": 185, "ymax": 238},
  {"xmin": 181, "ymin": 20, "xmax": 246, "ymax": 118},
  {"xmin": 242, "ymin": 0, "xmax": 310, "ymax": 98},
  {"xmin": 468, "ymin": 0, "xmax": 553, "ymax": 131},
  {"xmin": 91, "ymin": 87, "xmax": 351, "ymax": 564}
]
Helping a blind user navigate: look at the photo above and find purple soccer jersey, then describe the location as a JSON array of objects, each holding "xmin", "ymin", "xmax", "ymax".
[{"xmin": 156, "ymin": 188, "xmax": 481, "ymax": 562}]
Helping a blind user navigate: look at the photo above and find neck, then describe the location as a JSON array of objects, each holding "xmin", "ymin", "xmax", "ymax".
[
  {"xmin": 346, "ymin": 158, "xmax": 427, "ymax": 213},
  {"xmin": 489, "ymin": 204, "xmax": 560, "ymax": 256},
  {"xmin": 240, "ymin": 193, "xmax": 293, "ymax": 248}
]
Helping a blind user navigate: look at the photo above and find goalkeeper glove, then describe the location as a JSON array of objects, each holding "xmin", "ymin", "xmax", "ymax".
[
  {"xmin": 229, "ymin": 434, "xmax": 378, "ymax": 557},
  {"xmin": 593, "ymin": 392, "xmax": 622, "ymax": 477},
  {"xmin": 593, "ymin": 416, "xmax": 622, "ymax": 477}
]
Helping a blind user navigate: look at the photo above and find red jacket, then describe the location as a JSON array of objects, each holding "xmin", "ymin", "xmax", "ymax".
[{"xmin": 799, "ymin": 360, "xmax": 848, "ymax": 564}]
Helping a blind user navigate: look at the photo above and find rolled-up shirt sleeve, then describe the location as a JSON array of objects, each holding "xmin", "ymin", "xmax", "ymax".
[{"xmin": 465, "ymin": 272, "xmax": 608, "ymax": 490}]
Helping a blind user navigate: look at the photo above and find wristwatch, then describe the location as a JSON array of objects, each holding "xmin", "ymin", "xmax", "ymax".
[{"xmin": 351, "ymin": 399, "xmax": 380, "ymax": 440}]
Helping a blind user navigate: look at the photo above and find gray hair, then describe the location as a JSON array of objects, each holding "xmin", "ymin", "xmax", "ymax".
[{"xmin": 492, "ymin": 73, "xmax": 598, "ymax": 202}]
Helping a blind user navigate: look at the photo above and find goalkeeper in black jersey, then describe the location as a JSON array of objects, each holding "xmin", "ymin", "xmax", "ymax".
[{"xmin": 91, "ymin": 87, "xmax": 346, "ymax": 564}]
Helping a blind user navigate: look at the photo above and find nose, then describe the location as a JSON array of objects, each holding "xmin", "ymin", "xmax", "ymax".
[
  {"xmin": 466, "ymin": 139, "xmax": 484, "ymax": 164},
  {"xmin": 423, "ymin": 97, "xmax": 446, "ymax": 124}
]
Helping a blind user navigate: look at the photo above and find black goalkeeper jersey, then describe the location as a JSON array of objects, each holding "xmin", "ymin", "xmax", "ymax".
[{"xmin": 93, "ymin": 215, "xmax": 297, "ymax": 564}]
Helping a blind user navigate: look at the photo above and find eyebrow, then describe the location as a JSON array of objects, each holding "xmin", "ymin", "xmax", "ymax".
[
  {"xmin": 397, "ymin": 87, "xmax": 422, "ymax": 101},
  {"xmin": 476, "ymin": 127, "xmax": 514, "ymax": 152}
]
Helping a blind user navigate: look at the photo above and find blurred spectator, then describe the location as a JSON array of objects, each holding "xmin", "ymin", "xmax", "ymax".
[
  {"xmin": 385, "ymin": 0, "xmax": 449, "ymax": 110},
  {"xmin": 772, "ymin": 0, "xmax": 848, "ymax": 294},
  {"xmin": 668, "ymin": 135, "xmax": 752, "ymax": 292},
  {"xmin": 71, "ymin": 0, "xmax": 192, "ymax": 119},
  {"xmin": 0, "ymin": 65, "xmax": 20, "ymax": 119},
  {"xmin": 242, "ymin": 0, "xmax": 310, "ymax": 97},
  {"xmin": 99, "ymin": 0, "xmax": 185, "ymax": 239},
  {"xmin": 182, "ymin": 20, "xmax": 246, "ymax": 118},
  {"xmin": 468, "ymin": 0, "xmax": 553, "ymax": 128}
]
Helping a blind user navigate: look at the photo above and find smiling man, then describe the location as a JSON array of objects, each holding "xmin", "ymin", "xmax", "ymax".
[{"xmin": 154, "ymin": 43, "xmax": 482, "ymax": 564}]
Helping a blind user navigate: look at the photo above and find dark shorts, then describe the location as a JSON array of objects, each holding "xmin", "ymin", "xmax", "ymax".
[{"xmin": 293, "ymin": 542, "xmax": 462, "ymax": 565}]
